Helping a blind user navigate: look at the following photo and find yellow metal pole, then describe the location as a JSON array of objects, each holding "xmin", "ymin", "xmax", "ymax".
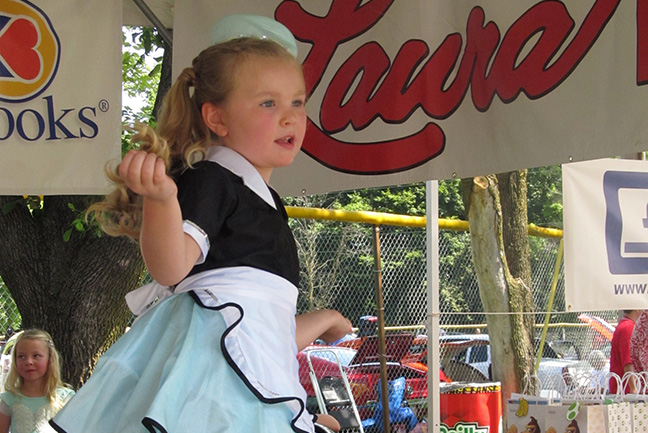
[
  {"xmin": 285, "ymin": 206, "xmax": 562, "ymax": 239},
  {"xmin": 535, "ymin": 238, "xmax": 564, "ymax": 373},
  {"xmin": 373, "ymin": 226, "xmax": 391, "ymax": 433}
]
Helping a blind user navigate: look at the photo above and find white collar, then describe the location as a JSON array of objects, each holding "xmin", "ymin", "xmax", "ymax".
[{"xmin": 204, "ymin": 146, "xmax": 276, "ymax": 209}]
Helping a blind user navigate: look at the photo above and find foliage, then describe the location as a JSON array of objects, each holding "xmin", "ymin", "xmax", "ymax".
[
  {"xmin": 379, "ymin": 228, "xmax": 427, "ymax": 325},
  {"xmin": 121, "ymin": 27, "xmax": 163, "ymax": 155},
  {"xmin": 438, "ymin": 179, "xmax": 466, "ymax": 219},
  {"xmin": 287, "ymin": 195, "xmax": 373, "ymax": 321},
  {"xmin": 63, "ymin": 200, "xmax": 103, "ymax": 242},
  {"xmin": 438, "ymin": 231, "xmax": 481, "ymax": 323},
  {"xmin": 287, "ymin": 180, "xmax": 464, "ymax": 219},
  {"xmin": 528, "ymin": 165, "xmax": 563, "ymax": 228},
  {"xmin": 343, "ymin": 184, "xmax": 426, "ymax": 215},
  {"xmin": 287, "ymin": 181, "xmax": 471, "ymax": 325}
]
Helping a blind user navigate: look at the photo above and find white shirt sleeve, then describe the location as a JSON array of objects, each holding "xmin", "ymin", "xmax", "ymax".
[{"xmin": 183, "ymin": 220, "xmax": 209, "ymax": 265}]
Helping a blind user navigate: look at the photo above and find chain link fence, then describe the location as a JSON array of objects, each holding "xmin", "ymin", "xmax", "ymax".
[
  {"xmin": 0, "ymin": 278, "xmax": 21, "ymax": 337},
  {"xmin": 289, "ymin": 213, "xmax": 617, "ymax": 430},
  {"xmin": 292, "ymin": 217, "xmax": 616, "ymax": 344}
]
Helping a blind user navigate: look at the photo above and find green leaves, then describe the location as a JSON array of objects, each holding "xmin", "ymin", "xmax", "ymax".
[
  {"xmin": 62, "ymin": 201, "xmax": 102, "ymax": 242},
  {"xmin": 121, "ymin": 26, "xmax": 163, "ymax": 156},
  {"xmin": 528, "ymin": 164, "xmax": 563, "ymax": 228}
]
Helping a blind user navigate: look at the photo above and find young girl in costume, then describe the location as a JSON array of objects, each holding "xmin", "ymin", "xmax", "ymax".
[
  {"xmin": 0, "ymin": 330, "xmax": 74, "ymax": 433},
  {"xmin": 50, "ymin": 15, "xmax": 350, "ymax": 433}
]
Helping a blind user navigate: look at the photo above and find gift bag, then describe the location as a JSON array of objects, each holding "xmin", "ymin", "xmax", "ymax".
[
  {"xmin": 621, "ymin": 372, "xmax": 648, "ymax": 433},
  {"xmin": 633, "ymin": 400, "xmax": 648, "ymax": 433},
  {"xmin": 506, "ymin": 376, "xmax": 557, "ymax": 433},
  {"xmin": 603, "ymin": 372, "xmax": 634, "ymax": 433},
  {"xmin": 544, "ymin": 400, "xmax": 606, "ymax": 433},
  {"xmin": 506, "ymin": 396, "xmax": 552, "ymax": 433},
  {"xmin": 606, "ymin": 400, "xmax": 634, "ymax": 433}
]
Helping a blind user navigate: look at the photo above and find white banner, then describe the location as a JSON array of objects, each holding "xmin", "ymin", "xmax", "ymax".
[
  {"xmin": 564, "ymin": 158, "xmax": 648, "ymax": 311},
  {"xmin": 0, "ymin": 0, "xmax": 121, "ymax": 195},
  {"xmin": 174, "ymin": 0, "xmax": 648, "ymax": 196}
]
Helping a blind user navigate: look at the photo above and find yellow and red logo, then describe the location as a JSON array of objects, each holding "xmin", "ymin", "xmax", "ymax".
[{"xmin": 0, "ymin": 0, "xmax": 59, "ymax": 103}]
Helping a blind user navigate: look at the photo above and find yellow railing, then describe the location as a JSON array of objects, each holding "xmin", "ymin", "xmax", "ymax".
[{"xmin": 285, "ymin": 206, "xmax": 562, "ymax": 239}]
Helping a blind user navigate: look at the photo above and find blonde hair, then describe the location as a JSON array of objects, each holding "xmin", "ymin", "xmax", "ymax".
[
  {"xmin": 88, "ymin": 37, "xmax": 301, "ymax": 240},
  {"xmin": 4, "ymin": 329, "xmax": 65, "ymax": 406}
]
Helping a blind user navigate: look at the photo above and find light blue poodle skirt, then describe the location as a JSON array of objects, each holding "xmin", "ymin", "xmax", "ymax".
[{"xmin": 51, "ymin": 267, "xmax": 312, "ymax": 433}]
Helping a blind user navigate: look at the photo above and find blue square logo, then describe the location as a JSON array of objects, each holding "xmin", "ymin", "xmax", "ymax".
[{"xmin": 604, "ymin": 170, "xmax": 648, "ymax": 274}]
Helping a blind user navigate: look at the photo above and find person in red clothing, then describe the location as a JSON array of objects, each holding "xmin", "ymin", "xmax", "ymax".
[
  {"xmin": 609, "ymin": 310, "xmax": 641, "ymax": 394},
  {"xmin": 630, "ymin": 310, "xmax": 648, "ymax": 375}
]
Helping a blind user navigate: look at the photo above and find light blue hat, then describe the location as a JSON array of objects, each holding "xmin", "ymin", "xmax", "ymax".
[{"xmin": 210, "ymin": 14, "xmax": 298, "ymax": 58}]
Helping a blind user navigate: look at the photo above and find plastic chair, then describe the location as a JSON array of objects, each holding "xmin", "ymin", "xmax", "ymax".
[
  {"xmin": 361, "ymin": 377, "xmax": 418, "ymax": 433},
  {"xmin": 306, "ymin": 350, "xmax": 364, "ymax": 432}
]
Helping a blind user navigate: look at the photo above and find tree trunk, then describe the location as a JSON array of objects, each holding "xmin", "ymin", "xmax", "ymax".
[
  {"xmin": 152, "ymin": 38, "xmax": 172, "ymax": 119},
  {"xmin": 0, "ymin": 196, "xmax": 146, "ymax": 388},
  {"xmin": 496, "ymin": 171, "xmax": 532, "ymax": 286},
  {"xmin": 461, "ymin": 175, "xmax": 535, "ymax": 426},
  {"xmin": 496, "ymin": 170, "xmax": 536, "ymax": 391}
]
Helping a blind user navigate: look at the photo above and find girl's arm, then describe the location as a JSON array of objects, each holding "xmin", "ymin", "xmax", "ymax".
[
  {"xmin": 120, "ymin": 150, "xmax": 201, "ymax": 286},
  {"xmin": 0, "ymin": 412, "xmax": 10, "ymax": 433},
  {"xmin": 295, "ymin": 310, "xmax": 352, "ymax": 352}
]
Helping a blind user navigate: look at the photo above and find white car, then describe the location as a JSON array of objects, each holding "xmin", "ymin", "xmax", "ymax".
[{"xmin": 436, "ymin": 334, "xmax": 584, "ymax": 396}]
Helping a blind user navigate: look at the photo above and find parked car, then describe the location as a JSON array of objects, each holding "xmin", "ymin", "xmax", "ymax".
[{"xmin": 400, "ymin": 333, "xmax": 584, "ymax": 396}]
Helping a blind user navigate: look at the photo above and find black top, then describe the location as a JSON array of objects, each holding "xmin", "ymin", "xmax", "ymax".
[{"xmin": 176, "ymin": 160, "xmax": 300, "ymax": 287}]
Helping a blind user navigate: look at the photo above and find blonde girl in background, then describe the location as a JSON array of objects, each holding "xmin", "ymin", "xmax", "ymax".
[
  {"xmin": 50, "ymin": 14, "xmax": 349, "ymax": 433},
  {"xmin": 0, "ymin": 330, "xmax": 74, "ymax": 433}
]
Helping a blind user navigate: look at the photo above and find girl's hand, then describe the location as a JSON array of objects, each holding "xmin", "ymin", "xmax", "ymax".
[{"xmin": 119, "ymin": 150, "xmax": 177, "ymax": 201}]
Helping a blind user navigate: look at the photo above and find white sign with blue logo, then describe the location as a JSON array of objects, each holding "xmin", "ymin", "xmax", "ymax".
[
  {"xmin": 564, "ymin": 158, "xmax": 648, "ymax": 311},
  {"xmin": 0, "ymin": 0, "xmax": 121, "ymax": 195}
]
